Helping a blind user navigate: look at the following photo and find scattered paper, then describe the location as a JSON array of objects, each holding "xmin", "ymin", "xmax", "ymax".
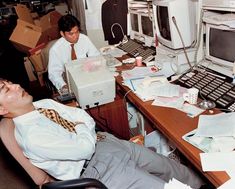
[
  {"xmin": 180, "ymin": 103, "xmax": 205, "ymax": 118},
  {"xmin": 121, "ymin": 67, "xmax": 163, "ymax": 80},
  {"xmin": 200, "ymin": 152, "xmax": 235, "ymax": 172},
  {"xmin": 195, "ymin": 113, "xmax": 235, "ymax": 137},
  {"xmin": 182, "ymin": 129, "xmax": 213, "ymax": 153},
  {"xmin": 218, "ymin": 179, "xmax": 235, "ymax": 189}
]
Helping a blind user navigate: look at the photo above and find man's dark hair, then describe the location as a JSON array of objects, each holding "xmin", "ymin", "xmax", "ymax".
[{"xmin": 58, "ymin": 14, "xmax": 81, "ymax": 32}]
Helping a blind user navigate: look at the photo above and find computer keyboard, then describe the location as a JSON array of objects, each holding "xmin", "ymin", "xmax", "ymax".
[
  {"xmin": 175, "ymin": 67, "xmax": 235, "ymax": 111},
  {"xmin": 117, "ymin": 39, "xmax": 156, "ymax": 62}
]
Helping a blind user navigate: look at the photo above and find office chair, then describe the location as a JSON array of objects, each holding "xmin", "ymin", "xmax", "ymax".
[
  {"xmin": 40, "ymin": 40, "xmax": 58, "ymax": 95},
  {"xmin": 0, "ymin": 118, "xmax": 107, "ymax": 189},
  {"xmin": 29, "ymin": 40, "xmax": 58, "ymax": 96}
]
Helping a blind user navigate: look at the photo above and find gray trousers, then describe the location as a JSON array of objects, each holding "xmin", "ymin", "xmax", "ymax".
[{"xmin": 81, "ymin": 132, "xmax": 203, "ymax": 189}]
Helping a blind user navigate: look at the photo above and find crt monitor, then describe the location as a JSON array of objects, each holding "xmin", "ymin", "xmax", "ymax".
[
  {"xmin": 153, "ymin": 0, "xmax": 197, "ymax": 49},
  {"xmin": 140, "ymin": 13, "xmax": 155, "ymax": 46},
  {"xmin": 205, "ymin": 23, "xmax": 235, "ymax": 71},
  {"xmin": 130, "ymin": 12, "xmax": 139, "ymax": 33},
  {"xmin": 141, "ymin": 14, "xmax": 154, "ymax": 38},
  {"xmin": 129, "ymin": 10, "xmax": 155, "ymax": 46},
  {"xmin": 129, "ymin": 11, "xmax": 140, "ymax": 39}
]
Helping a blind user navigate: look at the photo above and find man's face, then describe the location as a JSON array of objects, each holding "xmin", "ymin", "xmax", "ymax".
[
  {"xmin": 0, "ymin": 80, "xmax": 33, "ymax": 116},
  {"xmin": 61, "ymin": 26, "xmax": 80, "ymax": 44}
]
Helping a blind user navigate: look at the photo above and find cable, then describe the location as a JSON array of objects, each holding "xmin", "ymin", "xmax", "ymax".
[
  {"xmin": 193, "ymin": 9, "xmax": 205, "ymax": 68},
  {"xmin": 171, "ymin": 16, "xmax": 192, "ymax": 70},
  {"xmin": 95, "ymin": 102, "xmax": 108, "ymax": 129}
]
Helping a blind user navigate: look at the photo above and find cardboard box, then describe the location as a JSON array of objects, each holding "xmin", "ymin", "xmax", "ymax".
[
  {"xmin": 24, "ymin": 57, "xmax": 37, "ymax": 82},
  {"xmin": 29, "ymin": 51, "xmax": 44, "ymax": 72},
  {"xmin": 28, "ymin": 51, "xmax": 46, "ymax": 86},
  {"xmin": 9, "ymin": 4, "xmax": 61, "ymax": 54}
]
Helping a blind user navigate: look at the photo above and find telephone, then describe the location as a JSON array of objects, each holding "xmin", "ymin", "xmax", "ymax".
[{"xmin": 141, "ymin": 76, "xmax": 168, "ymax": 87}]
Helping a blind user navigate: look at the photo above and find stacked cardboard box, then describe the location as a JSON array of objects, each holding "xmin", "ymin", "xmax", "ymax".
[
  {"xmin": 9, "ymin": 4, "xmax": 62, "ymax": 86},
  {"xmin": 10, "ymin": 4, "xmax": 61, "ymax": 54}
]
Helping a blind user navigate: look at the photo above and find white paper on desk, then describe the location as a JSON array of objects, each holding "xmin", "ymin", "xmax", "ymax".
[
  {"xmin": 121, "ymin": 67, "xmax": 163, "ymax": 80},
  {"xmin": 151, "ymin": 86, "xmax": 187, "ymax": 109},
  {"xmin": 135, "ymin": 83, "xmax": 180, "ymax": 102},
  {"xmin": 218, "ymin": 179, "xmax": 235, "ymax": 189},
  {"xmin": 164, "ymin": 178, "xmax": 192, "ymax": 189},
  {"xmin": 226, "ymin": 169, "xmax": 235, "ymax": 179},
  {"xmin": 152, "ymin": 96, "xmax": 185, "ymax": 109},
  {"xmin": 180, "ymin": 103, "xmax": 205, "ymax": 118},
  {"xmin": 200, "ymin": 151, "xmax": 235, "ymax": 171},
  {"xmin": 182, "ymin": 129, "xmax": 213, "ymax": 152},
  {"xmin": 153, "ymin": 83, "xmax": 180, "ymax": 97},
  {"xmin": 195, "ymin": 112, "xmax": 235, "ymax": 137},
  {"xmin": 211, "ymin": 137, "xmax": 235, "ymax": 152}
]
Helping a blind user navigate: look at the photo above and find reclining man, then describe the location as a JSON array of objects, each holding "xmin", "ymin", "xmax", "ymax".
[{"xmin": 0, "ymin": 79, "xmax": 204, "ymax": 189}]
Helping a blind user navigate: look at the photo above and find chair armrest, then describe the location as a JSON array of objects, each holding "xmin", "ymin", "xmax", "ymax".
[{"xmin": 41, "ymin": 178, "xmax": 107, "ymax": 189}]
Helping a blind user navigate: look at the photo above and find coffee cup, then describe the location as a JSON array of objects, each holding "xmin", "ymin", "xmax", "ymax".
[
  {"xmin": 183, "ymin": 88, "xmax": 199, "ymax": 105},
  {"xmin": 136, "ymin": 56, "xmax": 143, "ymax": 67}
]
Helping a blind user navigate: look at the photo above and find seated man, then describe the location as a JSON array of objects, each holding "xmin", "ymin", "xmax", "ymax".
[
  {"xmin": 48, "ymin": 14, "xmax": 100, "ymax": 93},
  {"xmin": 0, "ymin": 79, "xmax": 203, "ymax": 189}
]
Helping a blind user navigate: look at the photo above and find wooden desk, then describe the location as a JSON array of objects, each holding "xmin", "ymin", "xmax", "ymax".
[
  {"xmin": 61, "ymin": 94, "xmax": 130, "ymax": 140},
  {"xmin": 115, "ymin": 74, "xmax": 230, "ymax": 187}
]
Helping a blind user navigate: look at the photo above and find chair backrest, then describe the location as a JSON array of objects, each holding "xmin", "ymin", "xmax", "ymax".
[
  {"xmin": 0, "ymin": 118, "xmax": 54, "ymax": 186},
  {"xmin": 40, "ymin": 40, "xmax": 57, "ymax": 72}
]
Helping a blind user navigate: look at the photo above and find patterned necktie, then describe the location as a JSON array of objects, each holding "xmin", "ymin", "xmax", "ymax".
[
  {"xmin": 37, "ymin": 108, "xmax": 77, "ymax": 133},
  {"xmin": 71, "ymin": 44, "xmax": 77, "ymax": 60}
]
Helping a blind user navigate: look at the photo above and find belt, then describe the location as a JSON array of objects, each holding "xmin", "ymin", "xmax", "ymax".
[{"xmin": 81, "ymin": 159, "xmax": 90, "ymax": 175}]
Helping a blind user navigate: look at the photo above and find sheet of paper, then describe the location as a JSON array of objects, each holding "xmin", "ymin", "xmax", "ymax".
[
  {"xmin": 200, "ymin": 152, "xmax": 235, "ymax": 171},
  {"xmin": 182, "ymin": 129, "xmax": 213, "ymax": 152},
  {"xmin": 151, "ymin": 86, "xmax": 186, "ymax": 109},
  {"xmin": 152, "ymin": 83, "xmax": 180, "ymax": 97},
  {"xmin": 134, "ymin": 82, "xmax": 181, "ymax": 102},
  {"xmin": 121, "ymin": 67, "xmax": 164, "ymax": 80},
  {"xmin": 152, "ymin": 96, "xmax": 185, "ymax": 109},
  {"xmin": 211, "ymin": 137, "xmax": 235, "ymax": 152},
  {"xmin": 195, "ymin": 112, "xmax": 235, "ymax": 137},
  {"xmin": 164, "ymin": 178, "xmax": 192, "ymax": 189},
  {"xmin": 217, "ymin": 179, "xmax": 235, "ymax": 189},
  {"xmin": 180, "ymin": 103, "xmax": 205, "ymax": 118},
  {"xmin": 226, "ymin": 169, "xmax": 235, "ymax": 178}
]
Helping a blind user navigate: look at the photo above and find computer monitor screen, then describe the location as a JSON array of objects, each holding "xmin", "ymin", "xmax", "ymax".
[
  {"xmin": 156, "ymin": 6, "xmax": 171, "ymax": 41},
  {"xmin": 206, "ymin": 23, "xmax": 235, "ymax": 69},
  {"xmin": 130, "ymin": 12, "xmax": 139, "ymax": 32},
  {"xmin": 153, "ymin": 0, "xmax": 197, "ymax": 49},
  {"xmin": 141, "ymin": 15, "xmax": 154, "ymax": 37}
]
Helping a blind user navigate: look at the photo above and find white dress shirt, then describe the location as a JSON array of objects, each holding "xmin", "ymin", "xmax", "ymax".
[
  {"xmin": 14, "ymin": 99, "xmax": 97, "ymax": 180},
  {"xmin": 48, "ymin": 34, "xmax": 100, "ymax": 90}
]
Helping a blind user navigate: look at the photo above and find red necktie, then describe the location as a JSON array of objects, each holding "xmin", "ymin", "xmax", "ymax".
[{"xmin": 71, "ymin": 44, "xmax": 77, "ymax": 60}]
